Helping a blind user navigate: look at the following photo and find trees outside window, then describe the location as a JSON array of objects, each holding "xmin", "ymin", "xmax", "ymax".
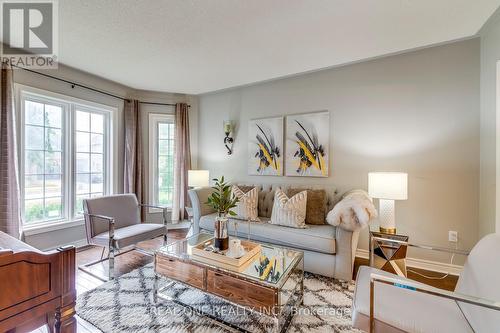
[{"xmin": 20, "ymin": 89, "xmax": 112, "ymax": 225}]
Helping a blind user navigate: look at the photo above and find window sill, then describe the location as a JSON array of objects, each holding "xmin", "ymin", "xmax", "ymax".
[
  {"xmin": 23, "ymin": 219, "xmax": 85, "ymax": 236},
  {"xmin": 148, "ymin": 207, "xmax": 172, "ymax": 214}
]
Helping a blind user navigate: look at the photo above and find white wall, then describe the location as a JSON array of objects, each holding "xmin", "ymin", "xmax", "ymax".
[
  {"xmin": 498, "ymin": 62, "xmax": 500, "ymax": 233},
  {"xmin": 478, "ymin": 7, "xmax": 500, "ymax": 237},
  {"xmin": 13, "ymin": 64, "xmax": 197, "ymax": 250},
  {"xmin": 197, "ymin": 39, "xmax": 480, "ymax": 264}
]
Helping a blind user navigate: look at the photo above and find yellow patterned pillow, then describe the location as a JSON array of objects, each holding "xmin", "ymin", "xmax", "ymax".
[
  {"xmin": 231, "ymin": 186, "xmax": 259, "ymax": 221},
  {"xmin": 270, "ymin": 189, "xmax": 307, "ymax": 228}
]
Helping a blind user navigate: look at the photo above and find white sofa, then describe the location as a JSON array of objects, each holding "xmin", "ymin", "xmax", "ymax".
[{"xmin": 188, "ymin": 184, "xmax": 363, "ymax": 280}]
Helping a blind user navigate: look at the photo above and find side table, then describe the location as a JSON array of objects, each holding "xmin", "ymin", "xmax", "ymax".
[{"xmin": 369, "ymin": 230, "xmax": 409, "ymax": 277}]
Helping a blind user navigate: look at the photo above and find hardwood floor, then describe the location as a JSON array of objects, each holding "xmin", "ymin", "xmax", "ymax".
[
  {"xmin": 30, "ymin": 229, "xmax": 189, "ymax": 333},
  {"xmin": 30, "ymin": 229, "xmax": 458, "ymax": 332}
]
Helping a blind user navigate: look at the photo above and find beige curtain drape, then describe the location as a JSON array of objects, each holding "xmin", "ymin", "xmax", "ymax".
[
  {"xmin": 0, "ymin": 63, "xmax": 21, "ymax": 238},
  {"xmin": 172, "ymin": 103, "xmax": 191, "ymax": 222},
  {"xmin": 123, "ymin": 99, "xmax": 146, "ymax": 218}
]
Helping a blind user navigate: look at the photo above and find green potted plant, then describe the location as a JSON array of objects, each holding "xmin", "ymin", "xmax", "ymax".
[{"xmin": 206, "ymin": 176, "xmax": 239, "ymax": 250}]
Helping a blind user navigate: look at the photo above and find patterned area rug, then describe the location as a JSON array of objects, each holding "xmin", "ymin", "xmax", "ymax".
[{"xmin": 77, "ymin": 264, "xmax": 361, "ymax": 332}]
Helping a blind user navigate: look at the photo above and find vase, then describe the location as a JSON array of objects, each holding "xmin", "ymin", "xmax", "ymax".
[{"xmin": 214, "ymin": 215, "xmax": 229, "ymax": 251}]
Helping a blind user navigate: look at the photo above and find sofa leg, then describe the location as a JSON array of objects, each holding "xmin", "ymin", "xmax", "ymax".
[{"xmin": 163, "ymin": 233, "xmax": 167, "ymax": 246}]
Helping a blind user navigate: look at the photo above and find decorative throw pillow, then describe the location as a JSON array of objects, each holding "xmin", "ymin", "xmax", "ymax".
[
  {"xmin": 231, "ymin": 185, "xmax": 259, "ymax": 221},
  {"xmin": 270, "ymin": 189, "xmax": 307, "ymax": 228},
  {"xmin": 287, "ymin": 188, "xmax": 327, "ymax": 225},
  {"xmin": 237, "ymin": 185, "xmax": 256, "ymax": 194}
]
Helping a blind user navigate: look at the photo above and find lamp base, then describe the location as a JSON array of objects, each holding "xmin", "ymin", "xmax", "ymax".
[
  {"xmin": 379, "ymin": 226, "xmax": 397, "ymax": 234},
  {"xmin": 378, "ymin": 198, "xmax": 396, "ymax": 234}
]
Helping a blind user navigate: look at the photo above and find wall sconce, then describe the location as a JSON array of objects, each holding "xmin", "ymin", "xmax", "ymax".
[{"xmin": 223, "ymin": 120, "xmax": 234, "ymax": 155}]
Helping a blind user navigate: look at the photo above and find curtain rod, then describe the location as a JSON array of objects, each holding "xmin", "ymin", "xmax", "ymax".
[{"xmin": 13, "ymin": 66, "xmax": 190, "ymax": 108}]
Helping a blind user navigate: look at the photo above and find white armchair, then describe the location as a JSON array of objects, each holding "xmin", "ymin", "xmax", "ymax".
[{"xmin": 352, "ymin": 233, "xmax": 500, "ymax": 332}]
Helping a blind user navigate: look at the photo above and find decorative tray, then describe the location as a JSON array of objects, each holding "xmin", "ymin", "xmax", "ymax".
[{"xmin": 192, "ymin": 238, "xmax": 262, "ymax": 269}]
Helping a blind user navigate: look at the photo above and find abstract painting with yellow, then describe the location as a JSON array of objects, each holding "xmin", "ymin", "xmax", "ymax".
[
  {"xmin": 248, "ymin": 117, "xmax": 283, "ymax": 176},
  {"xmin": 285, "ymin": 111, "xmax": 329, "ymax": 177}
]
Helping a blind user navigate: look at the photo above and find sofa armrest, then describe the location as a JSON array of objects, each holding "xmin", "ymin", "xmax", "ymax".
[
  {"xmin": 188, "ymin": 187, "xmax": 216, "ymax": 233},
  {"xmin": 334, "ymin": 227, "xmax": 360, "ymax": 281}
]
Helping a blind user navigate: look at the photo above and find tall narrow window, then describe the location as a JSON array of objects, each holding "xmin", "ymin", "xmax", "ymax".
[
  {"xmin": 149, "ymin": 113, "xmax": 175, "ymax": 208},
  {"xmin": 158, "ymin": 121, "xmax": 175, "ymax": 206},
  {"xmin": 23, "ymin": 99, "xmax": 64, "ymax": 223},
  {"xmin": 74, "ymin": 109, "xmax": 107, "ymax": 214}
]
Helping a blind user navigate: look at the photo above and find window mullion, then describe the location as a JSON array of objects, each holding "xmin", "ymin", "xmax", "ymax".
[
  {"xmin": 67, "ymin": 103, "xmax": 74, "ymax": 220},
  {"xmin": 42, "ymin": 103, "xmax": 46, "ymax": 219}
]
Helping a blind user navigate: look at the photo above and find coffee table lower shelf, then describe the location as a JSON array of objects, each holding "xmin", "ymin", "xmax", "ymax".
[
  {"xmin": 153, "ymin": 255, "xmax": 304, "ymax": 332},
  {"xmin": 153, "ymin": 276, "xmax": 303, "ymax": 333}
]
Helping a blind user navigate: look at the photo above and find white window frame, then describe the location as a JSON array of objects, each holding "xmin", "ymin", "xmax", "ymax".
[
  {"xmin": 19, "ymin": 94, "xmax": 69, "ymax": 225},
  {"xmin": 72, "ymin": 104, "xmax": 112, "ymax": 217},
  {"xmin": 16, "ymin": 84, "xmax": 116, "ymax": 233},
  {"xmin": 148, "ymin": 113, "xmax": 175, "ymax": 212}
]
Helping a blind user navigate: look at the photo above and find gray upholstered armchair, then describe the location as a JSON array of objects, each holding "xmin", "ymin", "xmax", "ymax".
[{"xmin": 80, "ymin": 194, "xmax": 168, "ymax": 281}]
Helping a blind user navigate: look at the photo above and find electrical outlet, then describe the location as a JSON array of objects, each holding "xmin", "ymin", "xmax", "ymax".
[{"xmin": 449, "ymin": 230, "xmax": 458, "ymax": 243}]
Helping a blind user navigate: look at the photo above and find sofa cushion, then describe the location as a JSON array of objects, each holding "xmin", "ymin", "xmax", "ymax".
[
  {"xmin": 287, "ymin": 188, "xmax": 327, "ymax": 225},
  {"xmin": 235, "ymin": 184, "xmax": 339, "ymax": 218},
  {"xmin": 92, "ymin": 223, "xmax": 166, "ymax": 249},
  {"xmin": 231, "ymin": 185, "xmax": 259, "ymax": 221},
  {"xmin": 199, "ymin": 213, "xmax": 336, "ymax": 254},
  {"xmin": 237, "ymin": 185, "xmax": 255, "ymax": 194},
  {"xmin": 270, "ymin": 189, "xmax": 307, "ymax": 228}
]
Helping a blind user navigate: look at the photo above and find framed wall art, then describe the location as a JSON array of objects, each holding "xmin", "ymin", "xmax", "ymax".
[
  {"xmin": 285, "ymin": 111, "xmax": 329, "ymax": 177},
  {"xmin": 248, "ymin": 116, "xmax": 283, "ymax": 176}
]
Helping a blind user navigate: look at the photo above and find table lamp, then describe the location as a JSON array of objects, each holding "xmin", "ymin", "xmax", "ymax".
[
  {"xmin": 368, "ymin": 172, "xmax": 408, "ymax": 234},
  {"xmin": 188, "ymin": 170, "xmax": 210, "ymax": 188}
]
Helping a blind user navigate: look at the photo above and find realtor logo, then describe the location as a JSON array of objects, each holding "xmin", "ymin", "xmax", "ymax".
[{"xmin": 1, "ymin": 0, "xmax": 58, "ymax": 68}]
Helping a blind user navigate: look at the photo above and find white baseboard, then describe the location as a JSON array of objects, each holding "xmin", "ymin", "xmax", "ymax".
[
  {"xmin": 168, "ymin": 221, "xmax": 192, "ymax": 229},
  {"xmin": 356, "ymin": 249, "xmax": 463, "ymax": 276},
  {"xmin": 41, "ymin": 222, "xmax": 192, "ymax": 251},
  {"xmin": 43, "ymin": 238, "xmax": 88, "ymax": 251}
]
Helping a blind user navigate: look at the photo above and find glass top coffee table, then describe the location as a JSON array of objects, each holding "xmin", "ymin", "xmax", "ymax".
[{"xmin": 153, "ymin": 231, "xmax": 304, "ymax": 333}]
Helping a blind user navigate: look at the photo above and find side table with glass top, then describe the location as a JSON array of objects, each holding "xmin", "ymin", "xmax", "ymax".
[
  {"xmin": 369, "ymin": 228, "xmax": 409, "ymax": 277},
  {"xmin": 369, "ymin": 227, "xmax": 471, "ymax": 278}
]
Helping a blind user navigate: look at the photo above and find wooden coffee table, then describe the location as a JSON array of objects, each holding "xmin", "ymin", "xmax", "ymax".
[{"xmin": 153, "ymin": 231, "xmax": 304, "ymax": 333}]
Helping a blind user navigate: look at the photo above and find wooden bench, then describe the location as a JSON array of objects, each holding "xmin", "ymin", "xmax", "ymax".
[{"xmin": 0, "ymin": 231, "xmax": 76, "ymax": 333}]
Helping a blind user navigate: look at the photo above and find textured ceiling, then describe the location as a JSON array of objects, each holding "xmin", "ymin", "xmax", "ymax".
[{"xmin": 41, "ymin": 1, "xmax": 500, "ymax": 93}]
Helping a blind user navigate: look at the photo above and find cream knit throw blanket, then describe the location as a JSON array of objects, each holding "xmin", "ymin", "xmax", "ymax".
[{"xmin": 326, "ymin": 190, "xmax": 377, "ymax": 231}]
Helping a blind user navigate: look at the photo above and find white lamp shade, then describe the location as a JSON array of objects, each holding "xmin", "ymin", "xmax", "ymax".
[
  {"xmin": 368, "ymin": 172, "xmax": 408, "ymax": 200},
  {"xmin": 188, "ymin": 170, "xmax": 209, "ymax": 187}
]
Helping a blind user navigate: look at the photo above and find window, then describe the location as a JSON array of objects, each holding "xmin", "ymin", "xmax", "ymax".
[
  {"xmin": 149, "ymin": 114, "xmax": 175, "ymax": 207},
  {"xmin": 74, "ymin": 110, "xmax": 106, "ymax": 214},
  {"xmin": 23, "ymin": 99, "xmax": 65, "ymax": 223},
  {"xmin": 20, "ymin": 87, "xmax": 113, "ymax": 225}
]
